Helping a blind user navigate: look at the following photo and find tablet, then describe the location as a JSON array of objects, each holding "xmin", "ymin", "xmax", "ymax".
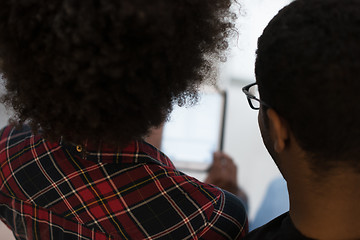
[{"xmin": 161, "ymin": 90, "xmax": 226, "ymax": 171}]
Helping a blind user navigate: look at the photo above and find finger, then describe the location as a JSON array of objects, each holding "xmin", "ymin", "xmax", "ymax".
[
  {"xmin": 212, "ymin": 152, "xmax": 224, "ymax": 167},
  {"xmin": 218, "ymin": 152, "xmax": 233, "ymax": 162}
]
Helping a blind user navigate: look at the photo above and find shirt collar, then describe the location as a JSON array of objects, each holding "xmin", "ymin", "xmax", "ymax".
[{"xmin": 60, "ymin": 140, "xmax": 175, "ymax": 168}]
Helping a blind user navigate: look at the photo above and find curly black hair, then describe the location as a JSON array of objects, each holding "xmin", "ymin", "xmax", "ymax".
[
  {"xmin": 0, "ymin": 0, "xmax": 236, "ymax": 147},
  {"xmin": 256, "ymin": 0, "xmax": 360, "ymax": 170}
]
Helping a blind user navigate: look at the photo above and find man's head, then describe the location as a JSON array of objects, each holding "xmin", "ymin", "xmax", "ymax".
[
  {"xmin": 256, "ymin": 0, "xmax": 360, "ymax": 172},
  {"xmin": 0, "ymin": 0, "xmax": 236, "ymax": 147}
]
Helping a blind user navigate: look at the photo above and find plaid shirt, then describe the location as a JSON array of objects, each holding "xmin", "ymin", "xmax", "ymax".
[{"xmin": 0, "ymin": 125, "xmax": 248, "ymax": 239}]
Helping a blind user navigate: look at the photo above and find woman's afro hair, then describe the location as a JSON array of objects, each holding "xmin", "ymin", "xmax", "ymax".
[{"xmin": 0, "ymin": 0, "xmax": 236, "ymax": 147}]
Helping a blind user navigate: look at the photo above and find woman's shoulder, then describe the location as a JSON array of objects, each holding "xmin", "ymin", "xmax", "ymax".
[
  {"xmin": 0, "ymin": 124, "xmax": 33, "ymax": 141},
  {"xmin": 0, "ymin": 124, "xmax": 41, "ymax": 152},
  {"xmin": 198, "ymin": 187, "xmax": 249, "ymax": 239}
]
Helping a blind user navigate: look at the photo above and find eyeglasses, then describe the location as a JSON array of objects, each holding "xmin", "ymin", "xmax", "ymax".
[{"xmin": 242, "ymin": 82, "xmax": 270, "ymax": 110}]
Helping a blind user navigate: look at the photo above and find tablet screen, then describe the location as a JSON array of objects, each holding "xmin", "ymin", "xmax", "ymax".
[{"xmin": 161, "ymin": 91, "xmax": 226, "ymax": 171}]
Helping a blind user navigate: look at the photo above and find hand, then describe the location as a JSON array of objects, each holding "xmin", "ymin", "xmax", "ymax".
[{"xmin": 205, "ymin": 152, "xmax": 248, "ymax": 204}]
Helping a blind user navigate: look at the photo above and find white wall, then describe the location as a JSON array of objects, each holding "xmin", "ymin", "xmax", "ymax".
[{"xmin": 220, "ymin": 0, "xmax": 293, "ymax": 221}]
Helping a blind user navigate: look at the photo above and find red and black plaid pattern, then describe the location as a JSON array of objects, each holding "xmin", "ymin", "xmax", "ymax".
[{"xmin": 0, "ymin": 125, "xmax": 248, "ymax": 239}]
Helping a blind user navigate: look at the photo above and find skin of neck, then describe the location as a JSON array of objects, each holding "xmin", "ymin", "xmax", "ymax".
[
  {"xmin": 262, "ymin": 108, "xmax": 360, "ymax": 240},
  {"xmin": 278, "ymin": 133, "xmax": 360, "ymax": 239},
  {"xmin": 285, "ymin": 153, "xmax": 360, "ymax": 240}
]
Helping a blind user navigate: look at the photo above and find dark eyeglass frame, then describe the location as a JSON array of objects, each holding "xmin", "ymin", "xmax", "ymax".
[{"xmin": 242, "ymin": 82, "xmax": 271, "ymax": 110}]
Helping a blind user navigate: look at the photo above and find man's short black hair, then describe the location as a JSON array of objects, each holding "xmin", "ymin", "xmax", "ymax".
[
  {"xmin": 0, "ymin": 0, "xmax": 236, "ymax": 147},
  {"xmin": 256, "ymin": 0, "xmax": 360, "ymax": 170}
]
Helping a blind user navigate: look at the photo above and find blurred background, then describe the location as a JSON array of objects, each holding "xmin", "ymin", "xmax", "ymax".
[
  {"xmin": 181, "ymin": 0, "xmax": 292, "ymax": 229},
  {"xmin": 0, "ymin": 0, "xmax": 292, "ymax": 238}
]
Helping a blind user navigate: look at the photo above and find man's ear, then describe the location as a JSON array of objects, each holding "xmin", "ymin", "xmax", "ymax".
[{"xmin": 266, "ymin": 109, "xmax": 290, "ymax": 153}]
